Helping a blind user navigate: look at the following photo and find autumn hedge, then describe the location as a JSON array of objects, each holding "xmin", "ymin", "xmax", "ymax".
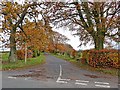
[
  {"xmin": 81, "ymin": 49, "xmax": 119, "ymax": 69},
  {"xmin": 17, "ymin": 50, "xmax": 33, "ymax": 60}
]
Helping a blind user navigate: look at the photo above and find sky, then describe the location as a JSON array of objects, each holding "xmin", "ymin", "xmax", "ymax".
[
  {"xmin": 52, "ymin": 27, "xmax": 94, "ymax": 50},
  {"xmin": 38, "ymin": 9, "xmax": 94, "ymax": 50}
]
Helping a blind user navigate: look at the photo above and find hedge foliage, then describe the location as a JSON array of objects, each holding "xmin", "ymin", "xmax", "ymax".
[
  {"xmin": 17, "ymin": 50, "xmax": 33, "ymax": 60},
  {"xmin": 81, "ymin": 49, "xmax": 119, "ymax": 69},
  {"xmin": 17, "ymin": 50, "xmax": 25, "ymax": 60}
]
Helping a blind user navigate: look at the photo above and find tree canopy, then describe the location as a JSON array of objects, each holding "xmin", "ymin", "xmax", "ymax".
[
  {"xmin": 1, "ymin": 1, "xmax": 119, "ymax": 62},
  {"xmin": 47, "ymin": 1, "xmax": 119, "ymax": 50}
]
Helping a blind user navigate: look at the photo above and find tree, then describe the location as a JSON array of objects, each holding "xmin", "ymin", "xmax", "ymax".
[
  {"xmin": 71, "ymin": 49, "xmax": 77, "ymax": 58},
  {"xmin": 1, "ymin": 2, "xmax": 22, "ymax": 62},
  {"xmin": 1, "ymin": 0, "xmax": 69, "ymax": 62},
  {"xmin": 1, "ymin": 1, "xmax": 51, "ymax": 62},
  {"xmin": 48, "ymin": 1, "xmax": 119, "ymax": 50},
  {"xmin": 17, "ymin": 21, "xmax": 53, "ymax": 56},
  {"xmin": 51, "ymin": 31, "xmax": 69, "ymax": 53}
]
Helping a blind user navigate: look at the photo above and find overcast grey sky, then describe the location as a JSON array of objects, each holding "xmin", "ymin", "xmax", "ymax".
[{"xmin": 52, "ymin": 27, "xmax": 94, "ymax": 50}]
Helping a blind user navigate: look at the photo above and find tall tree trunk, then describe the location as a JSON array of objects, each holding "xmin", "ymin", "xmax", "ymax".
[
  {"xmin": 94, "ymin": 34, "xmax": 104, "ymax": 50},
  {"xmin": 8, "ymin": 28, "xmax": 17, "ymax": 62}
]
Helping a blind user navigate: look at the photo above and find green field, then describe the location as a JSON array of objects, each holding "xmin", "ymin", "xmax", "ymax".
[{"xmin": 1, "ymin": 52, "xmax": 45, "ymax": 70}]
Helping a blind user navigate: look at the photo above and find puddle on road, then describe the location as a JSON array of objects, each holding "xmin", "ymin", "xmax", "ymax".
[
  {"xmin": 84, "ymin": 74, "xmax": 101, "ymax": 78},
  {"xmin": 11, "ymin": 69, "xmax": 54, "ymax": 81},
  {"xmin": 67, "ymin": 76, "xmax": 79, "ymax": 80},
  {"xmin": 83, "ymin": 74, "xmax": 111, "ymax": 79}
]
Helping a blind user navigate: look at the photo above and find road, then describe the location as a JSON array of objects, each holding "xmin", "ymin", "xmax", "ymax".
[{"xmin": 2, "ymin": 54, "xmax": 119, "ymax": 88}]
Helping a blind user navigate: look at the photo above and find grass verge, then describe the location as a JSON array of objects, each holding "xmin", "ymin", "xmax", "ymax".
[
  {"xmin": 53, "ymin": 53, "xmax": 118, "ymax": 76},
  {"xmin": 1, "ymin": 53, "xmax": 45, "ymax": 70}
]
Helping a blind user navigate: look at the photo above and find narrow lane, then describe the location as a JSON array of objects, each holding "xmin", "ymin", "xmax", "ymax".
[{"xmin": 2, "ymin": 54, "xmax": 118, "ymax": 88}]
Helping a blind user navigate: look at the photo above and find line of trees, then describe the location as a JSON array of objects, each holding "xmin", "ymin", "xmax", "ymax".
[
  {"xmin": 1, "ymin": 1, "xmax": 70, "ymax": 62},
  {"xmin": 1, "ymin": 1, "xmax": 119, "ymax": 63}
]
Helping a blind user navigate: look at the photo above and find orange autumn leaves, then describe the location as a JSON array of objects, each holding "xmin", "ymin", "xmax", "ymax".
[
  {"xmin": 17, "ymin": 21, "xmax": 50, "ymax": 51},
  {"xmin": 82, "ymin": 49, "xmax": 119, "ymax": 69},
  {"xmin": 2, "ymin": 2, "xmax": 22, "ymax": 30},
  {"xmin": 17, "ymin": 21, "xmax": 75, "ymax": 54}
]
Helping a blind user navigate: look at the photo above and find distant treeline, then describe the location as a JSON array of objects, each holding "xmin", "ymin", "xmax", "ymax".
[{"xmin": 0, "ymin": 51, "xmax": 9, "ymax": 53}]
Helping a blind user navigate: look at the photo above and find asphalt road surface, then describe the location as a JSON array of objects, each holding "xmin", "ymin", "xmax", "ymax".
[{"xmin": 2, "ymin": 54, "xmax": 119, "ymax": 88}]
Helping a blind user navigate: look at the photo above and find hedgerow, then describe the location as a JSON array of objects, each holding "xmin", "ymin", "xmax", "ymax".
[{"xmin": 81, "ymin": 49, "xmax": 119, "ymax": 69}]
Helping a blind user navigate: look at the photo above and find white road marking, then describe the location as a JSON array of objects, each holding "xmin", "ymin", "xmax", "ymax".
[
  {"xmin": 56, "ymin": 81, "xmax": 68, "ymax": 83},
  {"xmin": 56, "ymin": 65, "xmax": 70, "ymax": 84},
  {"xmin": 95, "ymin": 81, "xmax": 110, "ymax": 88},
  {"xmin": 75, "ymin": 80, "xmax": 89, "ymax": 86},
  {"xmin": 59, "ymin": 78, "xmax": 71, "ymax": 81},
  {"xmin": 56, "ymin": 64, "xmax": 111, "ymax": 88},
  {"xmin": 95, "ymin": 82, "xmax": 109, "ymax": 85},
  {"xmin": 75, "ymin": 82, "xmax": 87, "ymax": 86},
  {"xmin": 59, "ymin": 65, "xmax": 62, "ymax": 77},
  {"xmin": 56, "ymin": 77, "xmax": 68, "ymax": 83},
  {"xmin": 25, "ymin": 78, "xmax": 27, "ymax": 80},
  {"xmin": 95, "ymin": 85, "xmax": 110, "ymax": 88},
  {"xmin": 76, "ymin": 80, "xmax": 89, "ymax": 83},
  {"xmin": 8, "ymin": 76, "xmax": 16, "ymax": 79},
  {"xmin": 56, "ymin": 79, "xmax": 68, "ymax": 84},
  {"xmin": 25, "ymin": 77, "xmax": 31, "ymax": 80}
]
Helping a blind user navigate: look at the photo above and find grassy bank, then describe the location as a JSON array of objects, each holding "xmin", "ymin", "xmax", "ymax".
[
  {"xmin": 53, "ymin": 53, "xmax": 118, "ymax": 76},
  {"xmin": 1, "ymin": 53, "xmax": 45, "ymax": 70}
]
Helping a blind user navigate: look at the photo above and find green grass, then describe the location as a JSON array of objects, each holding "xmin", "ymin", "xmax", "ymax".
[
  {"xmin": 1, "ymin": 53, "xmax": 45, "ymax": 70},
  {"xmin": 2, "ymin": 53, "xmax": 9, "ymax": 61},
  {"xmin": 53, "ymin": 53, "xmax": 74, "ymax": 61},
  {"xmin": 53, "ymin": 53, "xmax": 118, "ymax": 76}
]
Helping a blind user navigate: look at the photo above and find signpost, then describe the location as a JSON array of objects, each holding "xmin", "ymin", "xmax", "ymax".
[{"xmin": 25, "ymin": 42, "xmax": 27, "ymax": 64}]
